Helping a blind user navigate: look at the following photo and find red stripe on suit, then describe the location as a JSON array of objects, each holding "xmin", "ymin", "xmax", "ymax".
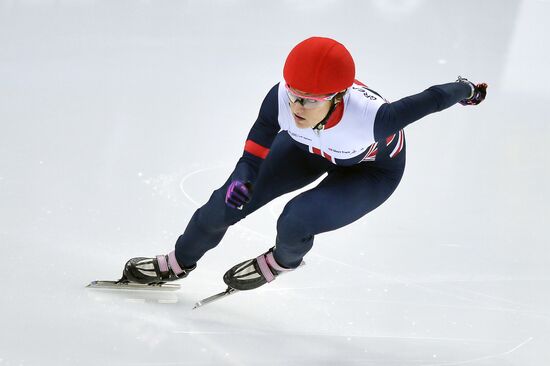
[{"xmin": 244, "ymin": 140, "xmax": 270, "ymax": 159}]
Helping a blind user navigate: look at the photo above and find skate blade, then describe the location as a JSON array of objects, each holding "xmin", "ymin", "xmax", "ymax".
[
  {"xmin": 193, "ymin": 287, "xmax": 238, "ymax": 309},
  {"xmin": 86, "ymin": 280, "xmax": 180, "ymax": 291}
]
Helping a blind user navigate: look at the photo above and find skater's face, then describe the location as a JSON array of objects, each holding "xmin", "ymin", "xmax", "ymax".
[{"xmin": 287, "ymin": 86, "xmax": 337, "ymax": 129}]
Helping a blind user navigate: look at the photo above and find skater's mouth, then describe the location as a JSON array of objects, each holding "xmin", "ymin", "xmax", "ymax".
[{"xmin": 294, "ymin": 113, "xmax": 305, "ymax": 121}]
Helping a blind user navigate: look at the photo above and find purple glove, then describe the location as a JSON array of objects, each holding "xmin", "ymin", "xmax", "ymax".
[
  {"xmin": 457, "ymin": 76, "xmax": 488, "ymax": 106},
  {"xmin": 225, "ymin": 181, "xmax": 253, "ymax": 209}
]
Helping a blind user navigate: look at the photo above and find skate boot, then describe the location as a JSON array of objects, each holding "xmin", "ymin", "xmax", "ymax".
[
  {"xmin": 122, "ymin": 250, "xmax": 196, "ymax": 285},
  {"xmin": 223, "ymin": 248, "xmax": 297, "ymax": 290}
]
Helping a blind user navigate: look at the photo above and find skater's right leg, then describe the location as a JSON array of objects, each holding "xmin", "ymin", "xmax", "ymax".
[{"xmin": 174, "ymin": 132, "xmax": 334, "ymax": 268}]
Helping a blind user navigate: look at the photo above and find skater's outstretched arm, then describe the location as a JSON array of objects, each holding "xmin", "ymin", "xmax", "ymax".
[{"xmin": 373, "ymin": 78, "xmax": 487, "ymax": 140}]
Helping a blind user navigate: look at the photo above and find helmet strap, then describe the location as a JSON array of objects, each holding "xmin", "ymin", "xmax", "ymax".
[{"xmin": 312, "ymin": 97, "xmax": 340, "ymax": 131}]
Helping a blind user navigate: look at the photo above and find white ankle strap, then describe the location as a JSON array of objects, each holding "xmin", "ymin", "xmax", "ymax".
[
  {"xmin": 265, "ymin": 252, "xmax": 292, "ymax": 272},
  {"xmin": 156, "ymin": 255, "xmax": 169, "ymax": 274},
  {"xmin": 168, "ymin": 251, "xmax": 185, "ymax": 275}
]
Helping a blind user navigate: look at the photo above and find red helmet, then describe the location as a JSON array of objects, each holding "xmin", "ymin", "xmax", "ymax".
[{"xmin": 283, "ymin": 37, "xmax": 355, "ymax": 95}]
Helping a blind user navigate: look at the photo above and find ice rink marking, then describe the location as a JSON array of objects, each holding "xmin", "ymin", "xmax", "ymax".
[
  {"xmin": 421, "ymin": 337, "xmax": 534, "ymax": 366},
  {"xmin": 179, "ymin": 164, "xmax": 274, "ymax": 246}
]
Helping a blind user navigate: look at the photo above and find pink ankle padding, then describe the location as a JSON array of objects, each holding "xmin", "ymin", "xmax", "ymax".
[
  {"xmin": 156, "ymin": 255, "xmax": 169, "ymax": 274},
  {"xmin": 265, "ymin": 252, "xmax": 292, "ymax": 272},
  {"xmin": 168, "ymin": 251, "xmax": 184, "ymax": 275},
  {"xmin": 256, "ymin": 254, "xmax": 275, "ymax": 283}
]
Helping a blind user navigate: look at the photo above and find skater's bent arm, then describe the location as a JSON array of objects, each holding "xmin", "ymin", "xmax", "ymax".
[
  {"xmin": 373, "ymin": 82, "xmax": 472, "ymax": 140},
  {"xmin": 232, "ymin": 84, "xmax": 280, "ymax": 183}
]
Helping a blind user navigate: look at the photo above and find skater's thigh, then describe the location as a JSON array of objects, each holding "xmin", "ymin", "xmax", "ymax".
[{"xmin": 279, "ymin": 162, "xmax": 405, "ymax": 234}]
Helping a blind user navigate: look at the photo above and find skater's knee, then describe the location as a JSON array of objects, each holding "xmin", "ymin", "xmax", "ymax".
[{"xmin": 276, "ymin": 202, "xmax": 313, "ymax": 240}]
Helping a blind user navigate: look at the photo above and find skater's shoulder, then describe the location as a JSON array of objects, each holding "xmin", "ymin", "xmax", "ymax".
[{"xmin": 347, "ymin": 82, "xmax": 388, "ymax": 106}]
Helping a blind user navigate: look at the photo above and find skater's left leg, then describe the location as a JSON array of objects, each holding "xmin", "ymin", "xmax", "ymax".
[{"xmin": 273, "ymin": 161, "xmax": 405, "ymax": 268}]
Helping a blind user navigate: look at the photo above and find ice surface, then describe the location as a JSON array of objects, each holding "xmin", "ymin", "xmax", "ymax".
[{"xmin": 0, "ymin": 0, "xmax": 549, "ymax": 365}]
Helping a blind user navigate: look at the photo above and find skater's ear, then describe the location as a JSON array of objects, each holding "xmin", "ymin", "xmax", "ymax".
[{"xmin": 333, "ymin": 90, "xmax": 347, "ymax": 104}]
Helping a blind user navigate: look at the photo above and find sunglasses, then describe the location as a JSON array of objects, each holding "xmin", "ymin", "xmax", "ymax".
[{"xmin": 285, "ymin": 83, "xmax": 338, "ymax": 109}]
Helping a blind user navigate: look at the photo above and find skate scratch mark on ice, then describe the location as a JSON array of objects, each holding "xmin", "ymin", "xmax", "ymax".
[
  {"xmin": 172, "ymin": 329, "xmax": 511, "ymax": 344},
  {"xmin": 171, "ymin": 332, "xmax": 532, "ymax": 366},
  {"xmin": 270, "ymin": 290, "xmax": 521, "ymax": 312},
  {"xmin": 315, "ymin": 255, "xmax": 550, "ymax": 318},
  {"xmin": 450, "ymin": 286, "xmax": 530, "ymax": 309},
  {"xmin": 179, "ymin": 165, "xmax": 272, "ymax": 245},
  {"xmin": 310, "ymin": 253, "xmax": 534, "ymax": 311},
  {"xmin": 313, "ymin": 254, "xmax": 481, "ymax": 302},
  {"xmin": 420, "ymin": 337, "xmax": 533, "ymax": 366}
]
